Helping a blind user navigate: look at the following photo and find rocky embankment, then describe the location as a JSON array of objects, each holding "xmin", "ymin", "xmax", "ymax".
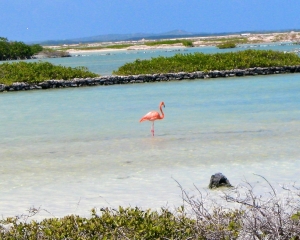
[{"xmin": 1, "ymin": 65, "xmax": 300, "ymax": 92}]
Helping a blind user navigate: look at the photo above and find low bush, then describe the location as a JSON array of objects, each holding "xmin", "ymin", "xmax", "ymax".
[
  {"xmin": 145, "ymin": 39, "xmax": 194, "ymax": 47},
  {"xmin": 217, "ymin": 42, "xmax": 237, "ymax": 49},
  {"xmin": 0, "ymin": 207, "xmax": 197, "ymax": 239},
  {"xmin": 0, "ymin": 61, "xmax": 99, "ymax": 85},
  {"xmin": 113, "ymin": 49, "xmax": 300, "ymax": 75}
]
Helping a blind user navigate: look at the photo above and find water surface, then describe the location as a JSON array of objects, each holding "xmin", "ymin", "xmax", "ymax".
[{"xmin": 0, "ymin": 44, "xmax": 300, "ymax": 219}]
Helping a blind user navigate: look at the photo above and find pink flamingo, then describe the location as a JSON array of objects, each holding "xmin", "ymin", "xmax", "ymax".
[{"xmin": 140, "ymin": 101, "xmax": 165, "ymax": 136}]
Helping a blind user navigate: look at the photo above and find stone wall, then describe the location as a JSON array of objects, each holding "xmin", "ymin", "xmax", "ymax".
[{"xmin": 1, "ymin": 65, "xmax": 300, "ymax": 92}]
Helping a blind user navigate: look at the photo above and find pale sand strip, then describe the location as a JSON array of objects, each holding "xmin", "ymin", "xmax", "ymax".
[
  {"xmin": 63, "ymin": 31, "xmax": 300, "ymax": 55},
  {"xmin": 67, "ymin": 44, "xmax": 185, "ymax": 54}
]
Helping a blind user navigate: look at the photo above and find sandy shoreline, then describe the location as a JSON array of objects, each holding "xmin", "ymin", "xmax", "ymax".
[
  {"xmin": 67, "ymin": 48, "xmax": 127, "ymax": 54},
  {"xmin": 67, "ymin": 44, "xmax": 185, "ymax": 54},
  {"xmin": 61, "ymin": 31, "xmax": 300, "ymax": 55}
]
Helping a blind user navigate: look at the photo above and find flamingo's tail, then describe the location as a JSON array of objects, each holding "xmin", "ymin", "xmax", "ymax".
[{"xmin": 139, "ymin": 117, "xmax": 146, "ymax": 122}]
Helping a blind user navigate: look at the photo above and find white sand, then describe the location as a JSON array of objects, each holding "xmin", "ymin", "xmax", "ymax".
[{"xmin": 61, "ymin": 31, "xmax": 300, "ymax": 55}]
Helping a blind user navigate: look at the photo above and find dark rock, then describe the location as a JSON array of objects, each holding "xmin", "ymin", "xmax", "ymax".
[
  {"xmin": 235, "ymin": 70, "xmax": 245, "ymax": 76},
  {"xmin": 210, "ymin": 70, "xmax": 221, "ymax": 78},
  {"xmin": 209, "ymin": 172, "xmax": 233, "ymax": 189},
  {"xmin": 194, "ymin": 71, "xmax": 204, "ymax": 78},
  {"xmin": 0, "ymin": 84, "xmax": 5, "ymax": 92}
]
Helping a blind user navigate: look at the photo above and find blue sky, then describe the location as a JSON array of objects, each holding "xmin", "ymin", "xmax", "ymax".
[{"xmin": 1, "ymin": 0, "xmax": 299, "ymax": 43}]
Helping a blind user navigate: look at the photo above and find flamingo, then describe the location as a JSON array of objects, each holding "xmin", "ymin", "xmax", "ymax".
[{"xmin": 139, "ymin": 101, "xmax": 165, "ymax": 136}]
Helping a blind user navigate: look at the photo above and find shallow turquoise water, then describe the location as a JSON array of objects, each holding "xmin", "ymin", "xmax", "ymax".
[
  {"xmin": 0, "ymin": 44, "xmax": 300, "ymax": 219},
  {"xmin": 11, "ymin": 42, "xmax": 299, "ymax": 75}
]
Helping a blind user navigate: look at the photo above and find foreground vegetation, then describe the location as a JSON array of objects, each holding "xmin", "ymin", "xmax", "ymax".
[
  {"xmin": 0, "ymin": 207, "xmax": 198, "ymax": 239},
  {"xmin": 113, "ymin": 49, "xmax": 300, "ymax": 75},
  {"xmin": 1, "ymin": 179, "xmax": 300, "ymax": 239},
  {"xmin": 0, "ymin": 62, "xmax": 99, "ymax": 85},
  {"xmin": 0, "ymin": 37, "xmax": 43, "ymax": 60}
]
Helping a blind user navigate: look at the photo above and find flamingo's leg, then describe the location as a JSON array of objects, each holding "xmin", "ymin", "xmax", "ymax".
[{"xmin": 151, "ymin": 121, "xmax": 154, "ymax": 136}]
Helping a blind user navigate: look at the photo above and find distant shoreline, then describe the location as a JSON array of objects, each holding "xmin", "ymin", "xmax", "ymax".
[
  {"xmin": 67, "ymin": 45, "xmax": 184, "ymax": 54},
  {"xmin": 55, "ymin": 31, "xmax": 300, "ymax": 55}
]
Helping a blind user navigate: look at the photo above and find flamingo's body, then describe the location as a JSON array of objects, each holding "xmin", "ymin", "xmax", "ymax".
[{"xmin": 140, "ymin": 101, "xmax": 165, "ymax": 136}]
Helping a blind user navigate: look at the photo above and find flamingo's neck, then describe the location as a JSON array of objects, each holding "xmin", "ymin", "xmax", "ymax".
[{"xmin": 160, "ymin": 104, "xmax": 164, "ymax": 119}]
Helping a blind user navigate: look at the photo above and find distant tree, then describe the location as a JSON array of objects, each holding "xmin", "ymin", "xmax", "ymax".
[
  {"xmin": 0, "ymin": 37, "xmax": 43, "ymax": 60},
  {"xmin": 0, "ymin": 37, "xmax": 8, "ymax": 42},
  {"xmin": 0, "ymin": 40, "xmax": 9, "ymax": 60},
  {"xmin": 9, "ymin": 41, "xmax": 32, "ymax": 59},
  {"xmin": 29, "ymin": 44, "xmax": 43, "ymax": 55}
]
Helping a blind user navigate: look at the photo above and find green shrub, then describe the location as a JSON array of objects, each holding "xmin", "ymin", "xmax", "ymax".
[
  {"xmin": 29, "ymin": 44, "xmax": 44, "ymax": 55},
  {"xmin": 145, "ymin": 39, "xmax": 194, "ymax": 47},
  {"xmin": 181, "ymin": 40, "xmax": 194, "ymax": 47},
  {"xmin": 0, "ymin": 37, "xmax": 43, "ymax": 60},
  {"xmin": 217, "ymin": 42, "xmax": 237, "ymax": 49},
  {"xmin": 113, "ymin": 49, "xmax": 300, "ymax": 75},
  {"xmin": 0, "ymin": 61, "xmax": 99, "ymax": 85},
  {"xmin": 0, "ymin": 207, "xmax": 198, "ymax": 239}
]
